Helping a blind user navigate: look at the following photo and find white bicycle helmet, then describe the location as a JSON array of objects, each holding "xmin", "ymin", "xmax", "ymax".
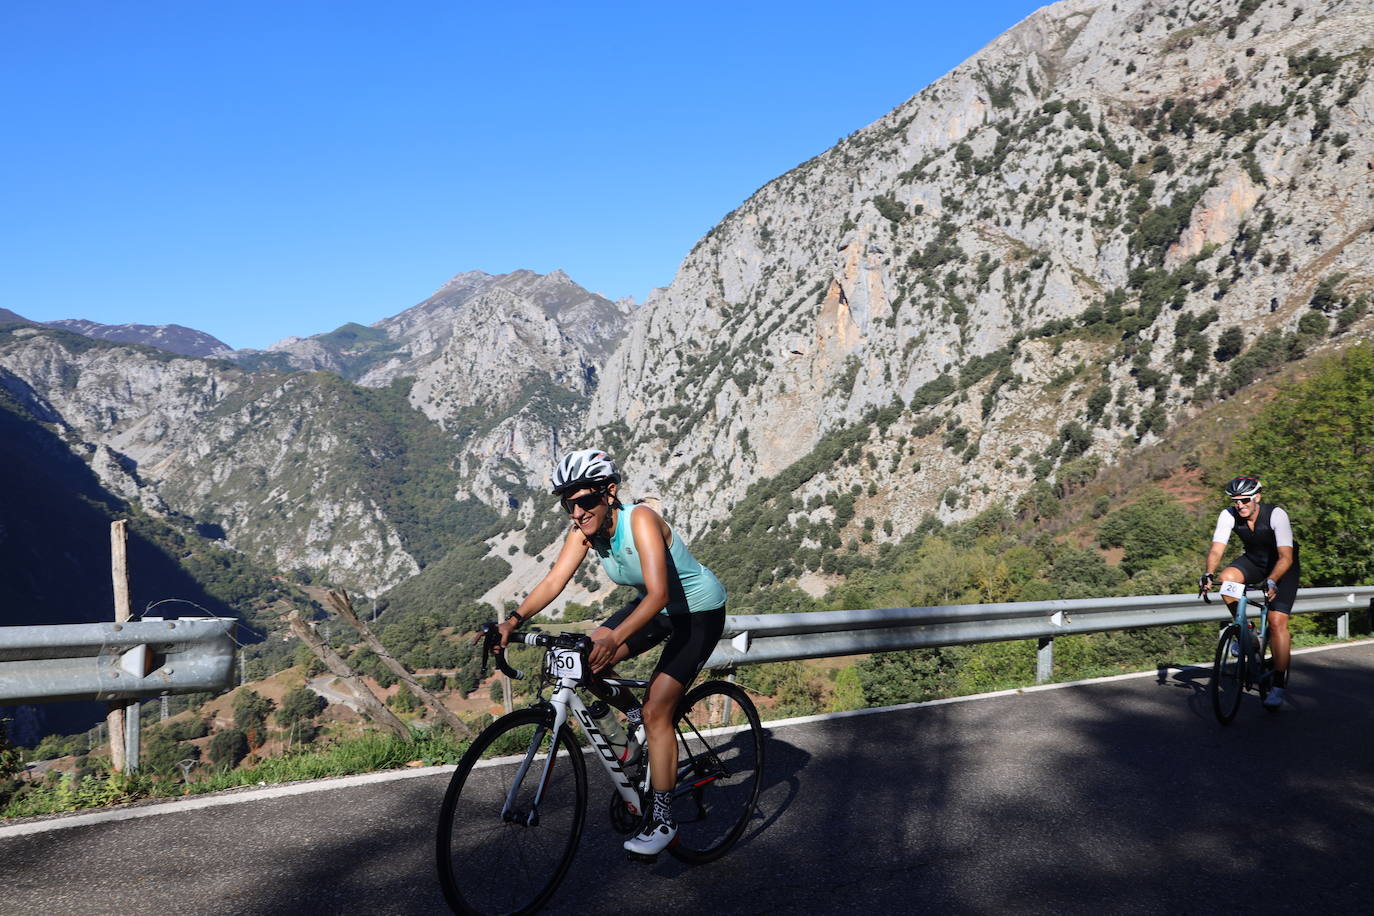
[{"xmin": 551, "ymin": 449, "xmax": 620, "ymax": 495}]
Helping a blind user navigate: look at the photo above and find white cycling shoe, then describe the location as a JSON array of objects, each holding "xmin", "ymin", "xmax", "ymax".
[
  {"xmin": 1263, "ymin": 686, "xmax": 1286, "ymax": 709},
  {"xmin": 624, "ymin": 821, "xmax": 677, "ymax": 855}
]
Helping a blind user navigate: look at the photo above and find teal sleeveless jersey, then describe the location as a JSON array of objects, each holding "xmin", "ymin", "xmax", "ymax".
[{"xmin": 593, "ymin": 506, "xmax": 726, "ymax": 614}]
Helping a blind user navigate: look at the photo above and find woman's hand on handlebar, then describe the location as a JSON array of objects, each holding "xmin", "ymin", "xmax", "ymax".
[
  {"xmin": 587, "ymin": 629, "xmax": 621, "ymax": 672},
  {"xmin": 495, "ymin": 616, "xmax": 519, "ymax": 650}
]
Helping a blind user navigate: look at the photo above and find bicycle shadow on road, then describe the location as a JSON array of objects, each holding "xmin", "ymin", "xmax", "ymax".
[
  {"xmin": 1153, "ymin": 662, "xmax": 1213, "ymax": 720},
  {"xmin": 569, "ymin": 725, "xmax": 811, "ymax": 886},
  {"xmin": 732, "ymin": 726, "xmax": 809, "ymax": 852}
]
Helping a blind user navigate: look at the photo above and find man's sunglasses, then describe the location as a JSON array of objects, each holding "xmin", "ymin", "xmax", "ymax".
[
  {"xmin": 560, "ymin": 490, "xmax": 605, "ymax": 514},
  {"xmin": 1230, "ymin": 496, "xmax": 1259, "ymax": 505}
]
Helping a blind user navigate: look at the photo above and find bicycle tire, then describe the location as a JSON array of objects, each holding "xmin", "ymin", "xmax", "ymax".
[
  {"xmin": 667, "ymin": 680, "xmax": 765, "ymax": 865},
  {"xmin": 1211, "ymin": 625, "xmax": 1245, "ymax": 725},
  {"xmin": 436, "ymin": 707, "xmax": 587, "ymax": 916}
]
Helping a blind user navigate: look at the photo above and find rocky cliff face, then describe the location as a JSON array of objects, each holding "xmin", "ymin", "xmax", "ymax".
[{"xmin": 583, "ymin": 0, "xmax": 1374, "ymax": 551}]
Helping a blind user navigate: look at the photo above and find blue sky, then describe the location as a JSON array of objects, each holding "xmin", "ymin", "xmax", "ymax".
[{"xmin": 1, "ymin": 1, "xmax": 1046, "ymax": 350}]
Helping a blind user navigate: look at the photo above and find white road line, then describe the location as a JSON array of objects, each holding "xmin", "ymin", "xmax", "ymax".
[{"xmin": 4, "ymin": 638, "xmax": 1369, "ymax": 838}]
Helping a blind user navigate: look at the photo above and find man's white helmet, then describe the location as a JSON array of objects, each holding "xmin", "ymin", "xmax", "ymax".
[{"xmin": 551, "ymin": 449, "xmax": 619, "ymax": 495}]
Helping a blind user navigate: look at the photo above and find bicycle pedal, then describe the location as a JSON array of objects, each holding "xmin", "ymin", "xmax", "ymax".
[{"xmin": 626, "ymin": 851, "xmax": 659, "ymax": 864}]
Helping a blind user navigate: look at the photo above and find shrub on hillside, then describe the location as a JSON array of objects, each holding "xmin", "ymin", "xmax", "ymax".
[
  {"xmin": 1096, "ymin": 491, "xmax": 1194, "ymax": 575},
  {"xmin": 208, "ymin": 728, "xmax": 248, "ymax": 770}
]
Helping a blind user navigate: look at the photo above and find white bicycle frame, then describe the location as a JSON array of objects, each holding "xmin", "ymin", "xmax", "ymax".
[{"xmin": 507, "ymin": 644, "xmax": 650, "ymax": 823}]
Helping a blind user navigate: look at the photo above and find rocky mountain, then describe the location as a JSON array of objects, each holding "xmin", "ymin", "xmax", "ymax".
[
  {"xmin": 239, "ymin": 270, "xmax": 630, "ymax": 385},
  {"xmin": 231, "ymin": 269, "xmax": 634, "ymax": 510},
  {"xmin": 0, "ymin": 270, "xmax": 632, "ymax": 599},
  {"xmin": 576, "ymin": 0, "xmax": 1374, "ymax": 558},
  {"xmin": 38, "ymin": 319, "xmax": 235, "ymax": 359}
]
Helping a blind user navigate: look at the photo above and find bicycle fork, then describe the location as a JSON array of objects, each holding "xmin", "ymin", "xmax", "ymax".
[{"xmin": 501, "ymin": 698, "xmax": 577, "ymax": 828}]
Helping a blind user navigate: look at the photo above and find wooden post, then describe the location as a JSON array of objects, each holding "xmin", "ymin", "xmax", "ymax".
[
  {"xmin": 325, "ymin": 590, "xmax": 472, "ymax": 737},
  {"xmin": 286, "ymin": 610, "xmax": 411, "ymax": 740},
  {"xmin": 501, "ymin": 674, "xmax": 513, "ymax": 717},
  {"xmin": 107, "ymin": 520, "xmax": 131, "ymax": 772}
]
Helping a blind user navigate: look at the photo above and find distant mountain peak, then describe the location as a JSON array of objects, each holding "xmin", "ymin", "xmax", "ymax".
[{"xmin": 38, "ymin": 319, "xmax": 234, "ymax": 358}]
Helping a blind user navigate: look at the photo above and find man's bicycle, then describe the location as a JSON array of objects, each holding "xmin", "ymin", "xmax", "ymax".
[
  {"xmin": 1203, "ymin": 580, "xmax": 1275, "ymax": 724},
  {"xmin": 435, "ymin": 624, "xmax": 765, "ymax": 915}
]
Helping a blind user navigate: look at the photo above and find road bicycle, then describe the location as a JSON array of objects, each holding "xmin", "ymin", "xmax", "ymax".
[
  {"xmin": 1203, "ymin": 580, "xmax": 1275, "ymax": 725},
  {"xmin": 436, "ymin": 624, "xmax": 765, "ymax": 915}
]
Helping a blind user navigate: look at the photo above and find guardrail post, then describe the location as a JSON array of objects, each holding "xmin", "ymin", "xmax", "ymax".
[
  {"xmin": 1036, "ymin": 637, "xmax": 1054, "ymax": 684},
  {"xmin": 1337, "ymin": 612, "xmax": 1350, "ymax": 640},
  {"xmin": 107, "ymin": 520, "xmax": 137, "ymax": 773}
]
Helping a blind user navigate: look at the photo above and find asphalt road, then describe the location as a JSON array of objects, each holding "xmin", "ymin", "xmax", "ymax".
[{"xmin": 4, "ymin": 642, "xmax": 1372, "ymax": 915}]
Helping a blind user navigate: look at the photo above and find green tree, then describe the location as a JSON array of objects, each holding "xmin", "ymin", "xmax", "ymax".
[
  {"xmin": 292, "ymin": 643, "xmax": 327, "ymax": 677},
  {"xmin": 561, "ymin": 602, "xmax": 597, "ymax": 623},
  {"xmin": 0, "ymin": 718, "xmax": 21, "ymax": 783},
  {"xmin": 1049, "ymin": 548, "xmax": 1125, "ymax": 598},
  {"xmin": 207, "ymin": 728, "xmax": 248, "ymax": 770},
  {"xmin": 1214, "ymin": 326, "xmax": 1244, "ymax": 362},
  {"xmin": 389, "ymin": 683, "xmax": 419, "ymax": 713},
  {"xmin": 857, "ymin": 647, "xmax": 971, "ymax": 706},
  {"xmin": 1228, "ymin": 344, "xmax": 1374, "ymax": 584},
  {"xmin": 163, "ymin": 717, "xmax": 210, "ymax": 742},
  {"xmin": 1096, "ymin": 491, "xmax": 1192, "ymax": 575},
  {"xmin": 828, "ymin": 667, "xmax": 866, "ymax": 713},
  {"xmin": 275, "ymin": 687, "xmax": 327, "ymax": 728},
  {"xmin": 232, "ymin": 689, "xmax": 275, "ymax": 749}
]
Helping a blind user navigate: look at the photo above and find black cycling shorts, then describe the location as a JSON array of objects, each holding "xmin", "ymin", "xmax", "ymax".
[
  {"xmin": 1226, "ymin": 549, "xmax": 1300, "ymax": 615},
  {"xmin": 602, "ymin": 599, "xmax": 726, "ymax": 687}
]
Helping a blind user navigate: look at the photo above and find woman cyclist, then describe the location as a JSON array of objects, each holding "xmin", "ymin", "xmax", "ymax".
[
  {"xmin": 1199, "ymin": 475, "xmax": 1300, "ymax": 708},
  {"xmin": 494, "ymin": 448, "xmax": 727, "ymax": 855}
]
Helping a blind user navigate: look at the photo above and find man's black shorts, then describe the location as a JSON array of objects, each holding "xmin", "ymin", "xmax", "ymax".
[
  {"xmin": 602, "ymin": 599, "xmax": 726, "ymax": 687},
  {"xmin": 1226, "ymin": 549, "xmax": 1300, "ymax": 614}
]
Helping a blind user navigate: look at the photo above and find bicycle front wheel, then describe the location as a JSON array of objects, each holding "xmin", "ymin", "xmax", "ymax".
[
  {"xmin": 668, "ymin": 680, "xmax": 765, "ymax": 865},
  {"xmin": 436, "ymin": 707, "xmax": 587, "ymax": 916},
  {"xmin": 1211, "ymin": 625, "xmax": 1245, "ymax": 725}
]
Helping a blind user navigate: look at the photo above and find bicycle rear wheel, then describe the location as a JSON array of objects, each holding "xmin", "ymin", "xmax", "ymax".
[
  {"xmin": 436, "ymin": 707, "xmax": 587, "ymax": 916},
  {"xmin": 1211, "ymin": 625, "xmax": 1245, "ymax": 725},
  {"xmin": 668, "ymin": 680, "xmax": 765, "ymax": 865}
]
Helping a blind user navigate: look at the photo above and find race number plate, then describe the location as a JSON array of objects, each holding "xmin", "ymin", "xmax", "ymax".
[
  {"xmin": 1219, "ymin": 580, "xmax": 1245, "ymax": 599},
  {"xmin": 549, "ymin": 647, "xmax": 584, "ymax": 681}
]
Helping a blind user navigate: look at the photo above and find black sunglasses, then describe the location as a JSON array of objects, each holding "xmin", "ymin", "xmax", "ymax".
[
  {"xmin": 559, "ymin": 490, "xmax": 605, "ymax": 514},
  {"xmin": 1230, "ymin": 496, "xmax": 1258, "ymax": 505}
]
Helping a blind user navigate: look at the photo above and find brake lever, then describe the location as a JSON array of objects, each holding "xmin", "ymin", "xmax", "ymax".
[{"xmin": 478, "ymin": 622, "xmax": 499, "ymax": 677}]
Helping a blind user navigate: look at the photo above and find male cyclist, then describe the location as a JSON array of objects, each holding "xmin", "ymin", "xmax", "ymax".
[
  {"xmin": 1199, "ymin": 476, "xmax": 1300, "ymax": 708},
  {"xmin": 494, "ymin": 448, "xmax": 727, "ymax": 855}
]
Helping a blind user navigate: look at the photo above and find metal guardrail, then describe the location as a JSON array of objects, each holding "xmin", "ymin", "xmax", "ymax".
[
  {"xmin": 704, "ymin": 587, "xmax": 1374, "ymax": 680},
  {"xmin": 0, "ymin": 617, "xmax": 238, "ymax": 705}
]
